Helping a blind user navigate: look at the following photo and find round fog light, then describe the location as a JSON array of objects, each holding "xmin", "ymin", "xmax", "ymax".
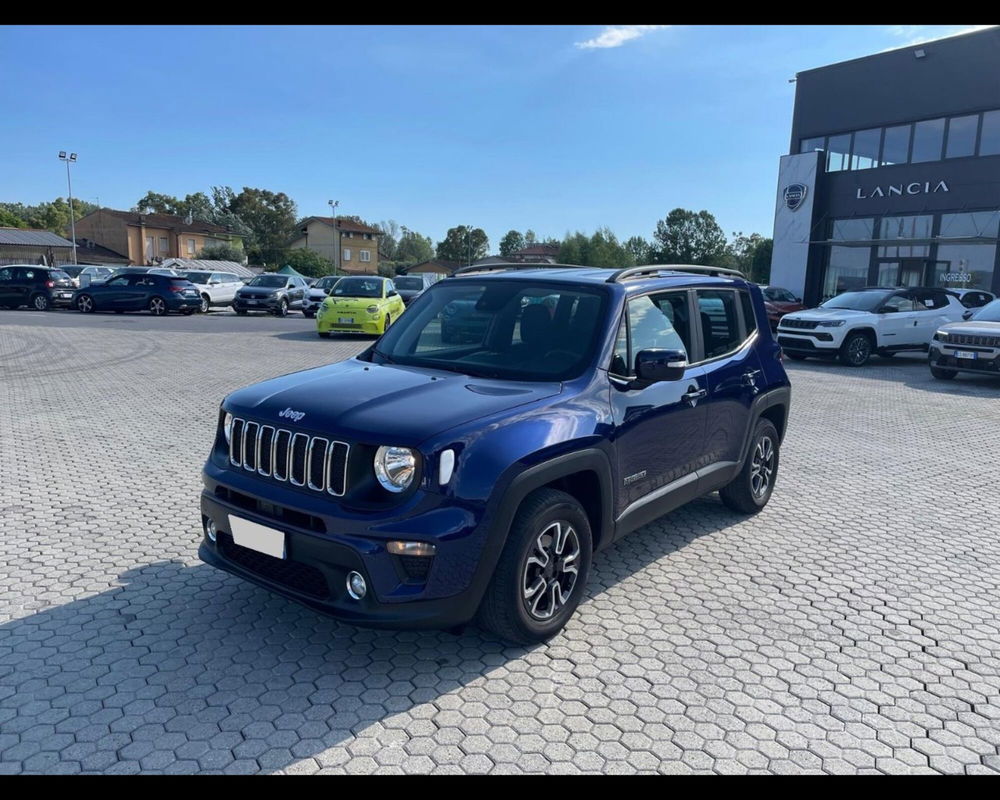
[
  {"xmin": 346, "ymin": 571, "xmax": 367, "ymax": 600},
  {"xmin": 205, "ymin": 518, "xmax": 217, "ymax": 542}
]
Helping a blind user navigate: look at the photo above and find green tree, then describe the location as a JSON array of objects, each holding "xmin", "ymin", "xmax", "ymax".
[
  {"xmin": 499, "ymin": 229, "xmax": 525, "ymax": 257},
  {"xmin": 727, "ymin": 232, "xmax": 773, "ymax": 283},
  {"xmin": 395, "ymin": 227, "xmax": 435, "ymax": 266},
  {"xmin": 558, "ymin": 228, "xmax": 634, "ymax": 268},
  {"xmin": 624, "ymin": 235, "xmax": 654, "ymax": 265},
  {"xmin": 436, "ymin": 225, "xmax": 489, "ymax": 264},
  {"xmin": 652, "ymin": 208, "xmax": 729, "ymax": 265},
  {"xmin": 1, "ymin": 198, "xmax": 98, "ymax": 234},
  {"xmin": 524, "ymin": 229, "xmax": 538, "ymax": 246},
  {"xmin": 281, "ymin": 248, "xmax": 335, "ymax": 278},
  {"xmin": 0, "ymin": 206, "xmax": 26, "ymax": 228},
  {"xmin": 198, "ymin": 243, "xmax": 245, "ymax": 263},
  {"xmin": 377, "ymin": 219, "xmax": 401, "ymax": 261},
  {"xmin": 225, "ymin": 187, "xmax": 298, "ymax": 266}
]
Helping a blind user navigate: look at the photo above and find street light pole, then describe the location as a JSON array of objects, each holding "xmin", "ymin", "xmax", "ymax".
[
  {"xmin": 466, "ymin": 224, "xmax": 472, "ymax": 266},
  {"xmin": 328, "ymin": 199, "xmax": 341, "ymax": 273},
  {"xmin": 58, "ymin": 151, "xmax": 79, "ymax": 264}
]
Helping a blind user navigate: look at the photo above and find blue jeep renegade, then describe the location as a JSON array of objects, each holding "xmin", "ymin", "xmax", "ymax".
[{"xmin": 199, "ymin": 264, "xmax": 791, "ymax": 643}]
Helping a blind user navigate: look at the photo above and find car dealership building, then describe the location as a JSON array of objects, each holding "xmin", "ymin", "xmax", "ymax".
[{"xmin": 770, "ymin": 27, "xmax": 1000, "ymax": 306}]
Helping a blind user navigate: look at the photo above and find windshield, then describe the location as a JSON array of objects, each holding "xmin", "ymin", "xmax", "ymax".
[
  {"xmin": 315, "ymin": 276, "xmax": 339, "ymax": 290},
  {"xmin": 764, "ymin": 287, "xmax": 796, "ymax": 302},
  {"xmin": 820, "ymin": 290, "xmax": 892, "ymax": 312},
  {"xmin": 183, "ymin": 271, "xmax": 212, "ymax": 284},
  {"xmin": 60, "ymin": 266, "xmax": 83, "ymax": 277},
  {"xmin": 248, "ymin": 275, "xmax": 288, "ymax": 288},
  {"xmin": 333, "ymin": 277, "xmax": 383, "ymax": 298},
  {"xmin": 368, "ymin": 280, "xmax": 608, "ymax": 381},
  {"xmin": 395, "ymin": 277, "xmax": 424, "ymax": 291},
  {"xmin": 972, "ymin": 299, "xmax": 1000, "ymax": 322}
]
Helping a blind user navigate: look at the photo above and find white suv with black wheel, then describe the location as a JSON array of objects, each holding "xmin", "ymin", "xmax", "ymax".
[{"xmin": 777, "ymin": 287, "xmax": 967, "ymax": 367}]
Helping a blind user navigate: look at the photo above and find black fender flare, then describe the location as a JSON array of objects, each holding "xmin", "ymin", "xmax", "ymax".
[
  {"xmin": 735, "ymin": 385, "xmax": 791, "ymax": 467},
  {"xmin": 459, "ymin": 447, "xmax": 615, "ymax": 613}
]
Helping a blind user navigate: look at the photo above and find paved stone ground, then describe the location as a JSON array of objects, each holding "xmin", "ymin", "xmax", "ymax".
[{"xmin": 2, "ymin": 308, "xmax": 1000, "ymax": 775}]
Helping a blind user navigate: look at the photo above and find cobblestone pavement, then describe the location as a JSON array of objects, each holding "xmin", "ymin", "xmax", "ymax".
[{"xmin": 2, "ymin": 309, "xmax": 1000, "ymax": 775}]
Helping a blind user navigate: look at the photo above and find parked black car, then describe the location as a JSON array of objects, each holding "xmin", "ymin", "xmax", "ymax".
[
  {"xmin": 233, "ymin": 274, "xmax": 309, "ymax": 316},
  {"xmin": 73, "ymin": 272, "xmax": 201, "ymax": 315},
  {"xmin": 0, "ymin": 264, "xmax": 77, "ymax": 310}
]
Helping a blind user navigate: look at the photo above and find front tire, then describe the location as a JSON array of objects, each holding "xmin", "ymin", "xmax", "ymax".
[
  {"xmin": 200, "ymin": 295, "xmax": 211, "ymax": 314},
  {"xmin": 930, "ymin": 365, "xmax": 957, "ymax": 380},
  {"xmin": 77, "ymin": 294, "xmax": 95, "ymax": 313},
  {"xmin": 477, "ymin": 488, "xmax": 592, "ymax": 645},
  {"xmin": 148, "ymin": 296, "xmax": 168, "ymax": 316},
  {"xmin": 303, "ymin": 310, "xmax": 315, "ymax": 319},
  {"xmin": 839, "ymin": 331, "xmax": 873, "ymax": 367},
  {"xmin": 719, "ymin": 418, "xmax": 780, "ymax": 515},
  {"xmin": 274, "ymin": 298, "xmax": 288, "ymax": 317},
  {"xmin": 318, "ymin": 331, "xmax": 330, "ymax": 338},
  {"xmin": 31, "ymin": 293, "xmax": 51, "ymax": 311}
]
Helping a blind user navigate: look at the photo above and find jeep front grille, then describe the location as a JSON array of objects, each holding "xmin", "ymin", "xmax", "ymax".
[
  {"xmin": 780, "ymin": 318, "xmax": 819, "ymax": 330},
  {"xmin": 229, "ymin": 417, "xmax": 349, "ymax": 496},
  {"xmin": 948, "ymin": 332, "xmax": 1000, "ymax": 348}
]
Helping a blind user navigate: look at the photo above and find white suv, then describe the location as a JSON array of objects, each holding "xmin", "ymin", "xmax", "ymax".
[
  {"xmin": 181, "ymin": 270, "xmax": 245, "ymax": 313},
  {"xmin": 777, "ymin": 287, "xmax": 967, "ymax": 366}
]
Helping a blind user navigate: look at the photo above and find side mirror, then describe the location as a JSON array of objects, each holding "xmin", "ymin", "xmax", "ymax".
[
  {"xmin": 963, "ymin": 309, "xmax": 974, "ymax": 320},
  {"xmin": 795, "ymin": 297, "xmax": 802, "ymax": 303},
  {"xmin": 209, "ymin": 280, "xmax": 220, "ymax": 285},
  {"xmin": 634, "ymin": 349, "xmax": 688, "ymax": 387}
]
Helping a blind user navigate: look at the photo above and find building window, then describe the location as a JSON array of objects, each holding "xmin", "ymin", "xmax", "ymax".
[
  {"xmin": 159, "ymin": 236, "xmax": 169, "ymax": 254},
  {"xmin": 145, "ymin": 236, "xmax": 154, "ymax": 260},
  {"xmin": 825, "ymin": 133, "xmax": 851, "ymax": 172},
  {"xmin": 359, "ymin": 250, "xmax": 371, "ymax": 262},
  {"xmin": 342, "ymin": 248, "xmax": 351, "ymax": 262},
  {"xmin": 824, "ymin": 247, "xmax": 871, "ymax": 299},
  {"xmin": 945, "ymin": 114, "xmax": 978, "ymax": 159},
  {"xmin": 800, "ymin": 136, "xmax": 825, "ymax": 153},
  {"xmin": 850, "ymin": 128, "xmax": 881, "ymax": 170},
  {"xmin": 980, "ymin": 110, "xmax": 1000, "ymax": 156},
  {"xmin": 830, "ymin": 218, "xmax": 874, "ymax": 243},
  {"xmin": 187, "ymin": 238, "xmax": 196, "ymax": 255},
  {"xmin": 938, "ymin": 211, "xmax": 1000, "ymax": 240},
  {"xmin": 880, "ymin": 124, "xmax": 911, "ymax": 166},
  {"xmin": 910, "ymin": 118, "xmax": 945, "ymax": 163},
  {"xmin": 364, "ymin": 232, "xmax": 373, "ymax": 240},
  {"xmin": 877, "ymin": 215, "xmax": 932, "ymax": 258},
  {"xmin": 934, "ymin": 244, "xmax": 997, "ymax": 291},
  {"xmin": 342, "ymin": 231, "xmax": 353, "ymax": 238}
]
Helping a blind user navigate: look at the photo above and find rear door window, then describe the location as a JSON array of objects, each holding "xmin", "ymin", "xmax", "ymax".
[{"xmin": 696, "ymin": 290, "xmax": 743, "ymax": 358}]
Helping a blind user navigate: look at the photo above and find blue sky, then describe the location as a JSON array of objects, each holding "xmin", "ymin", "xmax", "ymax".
[{"xmin": 0, "ymin": 24, "xmax": 988, "ymax": 250}]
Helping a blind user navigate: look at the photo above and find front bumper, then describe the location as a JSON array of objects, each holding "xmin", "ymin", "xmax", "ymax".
[
  {"xmin": 316, "ymin": 309, "xmax": 385, "ymax": 334},
  {"xmin": 50, "ymin": 289, "xmax": 77, "ymax": 307},
  {"xmin": 929, "ymin": 344, "xmax": 1000, "ymax": 375},
  {"xmin": 198, "ymin": 461, "xmax": 490, "ymax": 630},
  {"xmin": 233, "ymin": 295, "xmax": 281, "ymax": 312},
  {"xmin": 169, "ymin": 295, "xmax": 202, "ymax": 310},
  {"xmin": 776, "ymin": 330, "xmax": 842, "ymax": 354}
]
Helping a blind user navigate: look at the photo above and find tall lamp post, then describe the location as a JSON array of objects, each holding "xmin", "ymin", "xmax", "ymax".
[
  {"xmin": 328, "ymin": 199, "xmax": 340, "ymax": 274},
  {"xmin": 466, "ymin": 224, "xmax": 472, "ymax": 266},
  {"xmin": 58, "ymin": 152, "xmax": 79, "ymax": 265}
]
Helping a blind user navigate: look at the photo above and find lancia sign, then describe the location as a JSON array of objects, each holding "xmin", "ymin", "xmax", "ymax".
[{"xmin": 783, "ymin": 183, "xmax": 807, "ymax": 211}]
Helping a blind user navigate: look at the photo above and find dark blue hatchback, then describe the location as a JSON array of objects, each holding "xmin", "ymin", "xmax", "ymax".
[
  {"xmin": 199, "ymin": 264, "xmax": 791, "ymax": 643},
  {"xmin": 73, "ymin": 272, "xmax": 202, "ymax": 315}
]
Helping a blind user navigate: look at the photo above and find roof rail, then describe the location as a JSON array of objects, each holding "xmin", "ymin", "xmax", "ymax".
[
  {"xmin": 451, "ymin": 262, "xmax": 587, "ymax": 277},
  {"xmin": 606, "ymin": 264, "xmax": 747, "ymax": 283}
]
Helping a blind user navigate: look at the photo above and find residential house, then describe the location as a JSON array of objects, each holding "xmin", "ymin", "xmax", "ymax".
[
  {"xmin": 290, "ymin": 217, "xmax": 381, "ymax": 275},
  {"xmin": 0, "ymin": 228, "xmax": 76, "ymax": 266},
  {"xmin": 73, "ymin": 208, "xmax": 244, "ymax": 266},
  {"xmin": 398, "ymin": 258, "xmax": 464, "ymax": 277}
]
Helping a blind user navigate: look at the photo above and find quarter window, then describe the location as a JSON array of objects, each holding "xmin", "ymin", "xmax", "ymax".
[{"xmin": 696, "ymin": 290, "xmax": 743, "ymax": 359}]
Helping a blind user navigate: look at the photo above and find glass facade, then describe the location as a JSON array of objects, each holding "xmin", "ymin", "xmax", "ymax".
[
  {"xmin": 800, "ymin": 107, "xmax": 1000, "ymax": 171},
  {"xmin": 820, "ymin": 210, "xmax": 1000, "ymax": 298}
]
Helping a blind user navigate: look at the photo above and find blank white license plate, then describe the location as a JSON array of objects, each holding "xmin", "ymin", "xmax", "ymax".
[
  {"xmin": 338, "ymin": 317, "xmax": 354, "ymax": 324},
  {"xmin": 954, "ymin": 350, "xmax": 977, "ymax": 360},
  {"xmin": 229, "ymin": 515, "xmax": 285, "ymax": 559},
  {"xmin": 60, "ymin": 293, "xmax": 73, "ymax": 298},
  {"xmin": 247, "ymin": 299, "xmax": 259, "ymax": 305}
]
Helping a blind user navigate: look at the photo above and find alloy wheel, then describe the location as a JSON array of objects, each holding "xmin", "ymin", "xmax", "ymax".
[
  {"xmin": 200, "ymin": 296, "xmax": 210, "ymax": 313},
  {"xmin": 750, "ymin": 435, "xmax": 775, "ymax": 499},
  {"xmin": 149, "ymin": 297, "xmax": 166, "ymax": 316},
  {"xmin": 521, "ymin": 520, "xmax": 581, "ymax": 621},
  {"xmin": 33, "ymin": 294, "xmax": 49, "ymax": 311},
  {"xmin": 77, "ymin": 295, "xmax": 93, "ymax": 313},
  {"xmin": 847, "ymin": 336, "xmax": 870, "ymax": 365}
]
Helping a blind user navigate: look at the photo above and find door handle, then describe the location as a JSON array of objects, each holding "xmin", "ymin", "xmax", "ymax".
[{"xmin": 683, "ymin": 388, "xmax": 707, "ymax": 404}]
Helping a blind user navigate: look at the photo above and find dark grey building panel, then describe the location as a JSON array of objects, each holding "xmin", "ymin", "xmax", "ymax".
[{"xmin": 791, "ymin": 27, "xmax": 1000, "ymax": 148}]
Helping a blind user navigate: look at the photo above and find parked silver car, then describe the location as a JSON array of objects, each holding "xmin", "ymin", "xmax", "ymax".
[
  {"xmin": 929, "ymin": 299, "xmax": 1000, "ymax": 380},
  {"xmin": 301, "ymin": 274, "xmax": 340, "ymax": 318}
]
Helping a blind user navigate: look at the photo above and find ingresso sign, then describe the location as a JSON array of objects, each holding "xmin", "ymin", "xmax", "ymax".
[{"xmin": 855, "ymin": 180, "xmax": 949, "ymax": 199}]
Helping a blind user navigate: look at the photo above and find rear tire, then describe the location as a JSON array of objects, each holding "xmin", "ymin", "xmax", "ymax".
[
  {"xmin": 31, "ymin": 293, "xmax": 51, "ymax": 311},
  {"xmin": 477, "ymin": 488, "xmax": 592, "ymax": 645},
  {"xmin": 839, "ymin": 331, "xmax": 873, "ymax": 367},
  {"xmin": 930, "ymin": 365, "xmax": 958, "ymax": 380},
  {"xmin": 719, "ymin": 418, "xmax": 780, "ymax": 515},
  {"xmin": 148, "ymin": 296, "xmax": 168, "ymax": 316}
]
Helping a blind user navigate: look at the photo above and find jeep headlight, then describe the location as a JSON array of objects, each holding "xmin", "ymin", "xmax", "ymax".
[
  {"xmin": 934, "ymin": 330, "xmax": 948, "ymax": 342},
  {"xmin": 816, "ymin": 320, "xmax": 845, "ymax": 328},
  {"xmin": 223, "ymin": 412, "xmax": 233, "ymax": 444},
  {"xmin": 374, "ymin": 446, "xmax": 416, "ymax": 493}
]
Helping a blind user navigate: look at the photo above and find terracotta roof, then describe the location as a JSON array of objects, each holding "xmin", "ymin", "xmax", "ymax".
[
  {"xmin": 514, "ymin": 243, "xmax": 561, "ymax": 256},
  {"xmin": 97, "ymin": 208, "xmax": 236, "ymax": 236},
  {"xmin": 399, "ymin": 258, "xmax": 464, "ymax": 274},
  {"xmin": 304, "ymin": 216, "xmax": 382, "ymax": 235}
]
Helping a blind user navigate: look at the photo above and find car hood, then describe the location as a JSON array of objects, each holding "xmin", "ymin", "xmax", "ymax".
[
  {"xmin": 782, "ymin": 307, "xmax": 873, "ymax": 322},
  {"xmin": 323, "ymin": 296, "xmax": 384, "ymax": 308},
  {"xmin": 938, "ymin": 320, "xmax": 1000, "ymax": 336},
  {"xmin": 224, "ymin": 358, "xmax": 561, "ymax": 446},
  {"xmin": 765, "ymin": 301, "xmax": 805, "ymax": 312}
]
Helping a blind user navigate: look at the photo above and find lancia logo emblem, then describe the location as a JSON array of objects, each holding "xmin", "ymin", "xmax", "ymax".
[{"xmin": 784, "ymin": 183, "xmax": 807, "ymax": 211}]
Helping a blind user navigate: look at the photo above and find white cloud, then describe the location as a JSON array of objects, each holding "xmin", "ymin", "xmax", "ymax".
[
  {"xmin": 575, "ymin": 25, "xmax": 669, "ymax": 50},
  {"xmin": 885, "ymin": 24, "xmax": 995, "ymax": 48}
]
